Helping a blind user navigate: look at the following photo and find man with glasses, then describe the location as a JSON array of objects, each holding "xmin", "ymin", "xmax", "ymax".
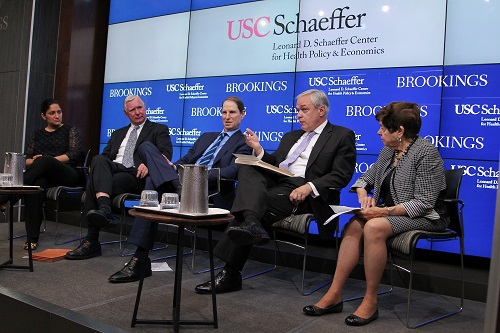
[
  {"xmin": 195, "ymin": 89, "xmax": 357, "ymax": 294},
  {"xmin": 65, "ymin": 94, "xmax": 175, "ymax": 260}
]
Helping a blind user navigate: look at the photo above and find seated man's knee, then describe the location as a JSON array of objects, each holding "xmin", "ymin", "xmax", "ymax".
[
  {"xmin": 137, "ymin": 141, "xmax": 157, "ymax": 156},
  {"xmin": 90, "ymin": 154, "xmax": 108, "ymax": 169}
]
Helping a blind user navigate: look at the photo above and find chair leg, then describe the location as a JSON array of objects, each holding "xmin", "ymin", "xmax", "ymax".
[
  {"xmin": 53, "ymin": 208, "xmax": 81, "ymax": 245},
  {"xmin": 150, "ymin": 226, "xmax": 193, "ymax": 261},
  {"xmin": 401, "ymin": 250, "xmax": 464, "ymax": 328},
  {"xmin": 301, "ymin": 237, "xmax": 330, "ymax": 296},
  {"xmin": 190, "ymin": 226, "xmax": 223, "ymax": 274},
  {"xmin": 242, "ymin": 237, "xmax": 277, "ymax": 280}
]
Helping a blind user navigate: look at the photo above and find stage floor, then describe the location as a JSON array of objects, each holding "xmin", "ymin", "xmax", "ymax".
[{"xmin": 0, "ymin": 219, "xmax": 487, "ymax": 333}]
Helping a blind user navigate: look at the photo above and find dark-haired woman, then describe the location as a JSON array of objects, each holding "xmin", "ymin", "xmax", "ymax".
[
  {"xmin": 22, "ymin": 98, "xmax": 83, "ymax": 249},
  {"xmin": 303, "ymin": 102, "xmax": 448, "ymax": 326}
]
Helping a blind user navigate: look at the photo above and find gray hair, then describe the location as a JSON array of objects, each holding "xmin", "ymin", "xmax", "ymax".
[
  {"xmin": 123, "ymin": 95, "xmax": 144, "ymax": 109},
  {"xmin": 296, "ymin": 89, "xmax": 329, "ymax": 115}
]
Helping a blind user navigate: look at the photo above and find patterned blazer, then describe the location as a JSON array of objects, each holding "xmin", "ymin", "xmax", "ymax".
[{"xmin": 352, "ymin": 136, "xmax": 445, "ymax": 220}]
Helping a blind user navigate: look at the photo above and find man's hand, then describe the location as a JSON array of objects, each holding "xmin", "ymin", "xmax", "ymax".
[
  {"xmin": 162, "ymin": 155, "xmax": 175, "ymax": 169},
  {"xmin": 136, "ymin": 163, "xmax": 149, "ymax": 178},
  {"xmin": 244, "ymin": 128, "xmax": 263, "ymax": 156},
  {"xmin": 289, "ymin": 183, "xmax": 313, "ymax": 205}
]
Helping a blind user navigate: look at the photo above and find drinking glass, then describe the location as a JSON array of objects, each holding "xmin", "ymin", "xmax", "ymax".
[
  {"xmin": 0, "ymin": 173, "xmax": 13, "ymax": 186},
  {"xmin": 140, "ymin": 190, "xmax": 159, "ymax": 207},
  {"xmin": 160, "ymin": 193, "xmax": 179, "ymax": 209}
]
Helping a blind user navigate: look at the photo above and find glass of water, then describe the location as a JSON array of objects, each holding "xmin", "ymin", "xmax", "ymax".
[
  {"xmin": 0, "ymin": 173, "xmax": 13, "ymax": 187},
  {"xmin": 160, "ymin": 193, "xmax": 179, "ymax": 210},
  {"xmin": 140, "ymin": 190, "xmax": 159, "ymax": 207}
]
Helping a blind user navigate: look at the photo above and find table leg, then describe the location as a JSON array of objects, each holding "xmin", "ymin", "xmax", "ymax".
[
  {"xmin": 131, "ymin": 267, "xmax": 145, "ymax": 327},
  {"xmin": 1, "ymin": 194, "xmax": 33, "ymax": 271},
  {"xmin": 172, "ymin": 226, "xmax": 185, "ymax": 333},
  {"xmin": 208, "ymin": 228, "xmax": 218, "ymax": 328},
  {"xmin": 25, "ymin": 201, "xmax": 33, "ymax": 272},
  {"xmin": 8, "ymin": 200, "xmax": 14, "ymax": 263}
]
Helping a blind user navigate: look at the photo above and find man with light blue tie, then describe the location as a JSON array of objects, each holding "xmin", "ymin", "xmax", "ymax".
[
  {"xmin": 195, "ymin": 89, "xmax": 357, "ymax": 294},
  {"xmin": 108, "ymin": 96, "xmax": 252, "ymax": 283}
]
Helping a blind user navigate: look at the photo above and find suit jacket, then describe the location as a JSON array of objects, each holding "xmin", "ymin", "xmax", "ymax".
[
  {"xmin": 101, "ymin": 119, "xmax": 173, "ymax": 167},
  {"xmin": 262, "ymin": 121, "xmax": 356, "ymax": 238},
  {"xmin": 176, "ymin": 130, "xmax": 252, "ymax": 209},
  {"xmin": 352, "ymin": 136, "xmax": 446, "ymax": 220},
  {"xmin": 176, "ymin": 130, "xmax": 251, "ymax": 180}
]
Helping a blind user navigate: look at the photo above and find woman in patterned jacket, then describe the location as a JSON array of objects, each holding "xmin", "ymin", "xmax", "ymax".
[{"xmin": 303, "ymin": 102, "xmax": 448, "ymax": 326}]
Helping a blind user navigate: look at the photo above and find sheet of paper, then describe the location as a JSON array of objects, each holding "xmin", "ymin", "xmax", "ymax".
[
  {"xmin": 151, "ymin": 262, "xmax": 173, "ymax": 272},
  {"xmin": 324, "ymin": 205, "xmax": 362, "ymax": 225}
]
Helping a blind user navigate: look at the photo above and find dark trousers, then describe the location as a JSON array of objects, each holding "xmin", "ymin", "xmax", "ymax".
[
  {"xmin": 21, "ymin": 156, "xmax": 81, "ymax": 239},
  {"xmin": 119, "ymin": 142, "xmax": 179, "ymax": 247},
  {"xmin": 83, "ymin": 155, "xmax": 143, "ymax": 226},
  {"xmin": 214, "ymin": 165, "xmax": 312, "ymax": 271}
]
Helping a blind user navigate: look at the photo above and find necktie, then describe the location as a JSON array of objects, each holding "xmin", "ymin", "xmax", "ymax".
[
  {"xmin": 279, "ymin": 131, "xmax": 316, "ymax": 171},
  {"xmin": 198, "ymin": 132, "xmax": 227, "ymax": 166},
  {"xmin": 122, "ymin": 125, "xmax": 139, "ymax": 168}
]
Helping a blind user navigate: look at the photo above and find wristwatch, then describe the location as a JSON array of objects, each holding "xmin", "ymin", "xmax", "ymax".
[{"xmin": 387, "ymin": 206, "xmax": 395, "ymax": 216}]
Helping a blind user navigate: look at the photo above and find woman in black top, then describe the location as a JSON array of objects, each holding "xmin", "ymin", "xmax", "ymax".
[{"xmin": 23, "ymin": 98, "xmax": 83, "ymax": 249}]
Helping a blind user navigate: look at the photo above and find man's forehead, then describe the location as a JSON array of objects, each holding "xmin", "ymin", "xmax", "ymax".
[{"xmin": 296, "ymin": 100, "xmax": 313, "ymax": 108}]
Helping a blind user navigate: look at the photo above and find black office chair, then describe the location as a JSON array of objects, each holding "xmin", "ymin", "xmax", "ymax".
[
  {"xmin": 240, "ymin": 188, "xmax": 341, "ymax": 295},
  {"xmin": 44, "ymin": 149, "xmax": 91, "ymax": 245},
  {"xmin": 385, "ymin": 168, "xmax": 465, "ymax": 328},
  {"xmin": 78, "ymin": 191, "xmax": 141, "ymax": 249},
  {"xmin": 343, "ymin": 168, "xmax": 465, "ymax": 328}
]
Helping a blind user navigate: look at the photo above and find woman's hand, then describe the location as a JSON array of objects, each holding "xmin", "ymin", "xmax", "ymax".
[
  {"xmin": 357, "ymin": 206, "xmax": 386, "ymax": 220},
  {"xmin": 25, "ymin": 155, "xmax": 42, "ymax": 166},
  {"xmin": 356, "ymin": 188, "xmax": 376, "ymax": 209}
]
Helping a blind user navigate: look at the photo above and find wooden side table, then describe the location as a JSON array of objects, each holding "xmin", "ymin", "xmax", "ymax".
[
  {"xmin": 0, "ymin": 186, "xmax": 43, "ymax": 272},
  {"xmin": 128, "ymin": 208, "xmax": 233, "ymax": 333}
]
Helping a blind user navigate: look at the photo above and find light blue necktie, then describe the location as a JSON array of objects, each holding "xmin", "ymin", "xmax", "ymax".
[
  {"xmin": 122, "ymin": 125, "xmax": 139, "ymax": 168},
  {"xmin": 198, "ymin": 132, "xmax": 227, "ymax": 166},
  {"xmin": 279, "ymin": 131, "xmax": 316, "ymax": 171}
]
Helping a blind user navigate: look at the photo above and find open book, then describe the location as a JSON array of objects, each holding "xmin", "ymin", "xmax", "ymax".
[
  {"xmin": 233, "ymin": 154, "xmax": 294, "ymax": 177},
  {"xmin": 324, "ymin": 205, "xmax": 362, "ymax": 225}
]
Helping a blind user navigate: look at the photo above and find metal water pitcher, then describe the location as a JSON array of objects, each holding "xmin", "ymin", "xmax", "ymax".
[
  {"xmin": 4, "ymin": 152, "xmax": 25, "ymax": 186},
  {"xmin": 177, "ymin": 165, "xmax": 219, "ymax": 214}
]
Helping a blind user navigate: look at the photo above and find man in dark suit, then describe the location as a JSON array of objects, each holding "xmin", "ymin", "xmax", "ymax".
[
  {"xmin": 65, "ymin": 95, "xmax": 175, "ymax": 260},
  {"xmin": 107, "ymin": 96, "xmax": 253, "ymax": 283},
  {"xmin": 195, "ymin": 89, "xmax": 357, "ymax": 294}
]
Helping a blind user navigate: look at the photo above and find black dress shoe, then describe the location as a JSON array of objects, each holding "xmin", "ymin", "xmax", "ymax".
[
  {"xmin": 65, "ymin": 240, "xmax": 102, "ymax": 260},
  {"xmin": 195, "ymin": 268, "xmax": 242, "ymax": 294},
  {"xmin": 303, "ymin": 301, "xmax": 343, "ymax": 316},
  {"xmin": 226, "ymin": 221, "xmax": 270, "ymax": 246},
  {"xmin": 87, "ymin": 207, "xmax": 114, "ymax": 227},
  {"xmin": 108, "ymin": 257, "xmax": 152, "ymax": 283},
  {"xmin": 345, "ymin": 309, "xmax": 379, "ymax": 326}
]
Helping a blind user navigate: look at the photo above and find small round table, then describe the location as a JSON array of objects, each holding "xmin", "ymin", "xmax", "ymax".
[
  {"xmin": 128, "ymin": 208, "xmax": 233, "ymax": 333},
  {"xmin": 0, "ymin": 186, "xmax": 43, "ymax": 272}
]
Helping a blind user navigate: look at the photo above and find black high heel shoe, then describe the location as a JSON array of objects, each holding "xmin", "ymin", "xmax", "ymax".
[
  {"xmin": 303, "ymin": 301, "xmax": 343, "ymax": 316},
  {"xmin": 345, "ymin": 309, "xmax": 379, "ymax": 326}
]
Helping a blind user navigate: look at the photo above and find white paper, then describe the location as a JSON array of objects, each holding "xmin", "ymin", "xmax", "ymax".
[
  {"xmin": 324, "ymin": 205, "xmax": 362, "ymax": 225},
  {"xmin": 151, "ymin": 262, "xmax": 173, "ymax": 272}
]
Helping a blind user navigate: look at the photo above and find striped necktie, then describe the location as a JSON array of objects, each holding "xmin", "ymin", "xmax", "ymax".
[
  {"xmin": 122, "ymin": 125, "xmax": 139, "ymax": 168},
  {"xmin": 198, "ymin": 132, "xmax": 227, "ymax": 166},
  {"xmin": 279, "ymin": 131, "xmax": 316, "ymax": 171}
]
